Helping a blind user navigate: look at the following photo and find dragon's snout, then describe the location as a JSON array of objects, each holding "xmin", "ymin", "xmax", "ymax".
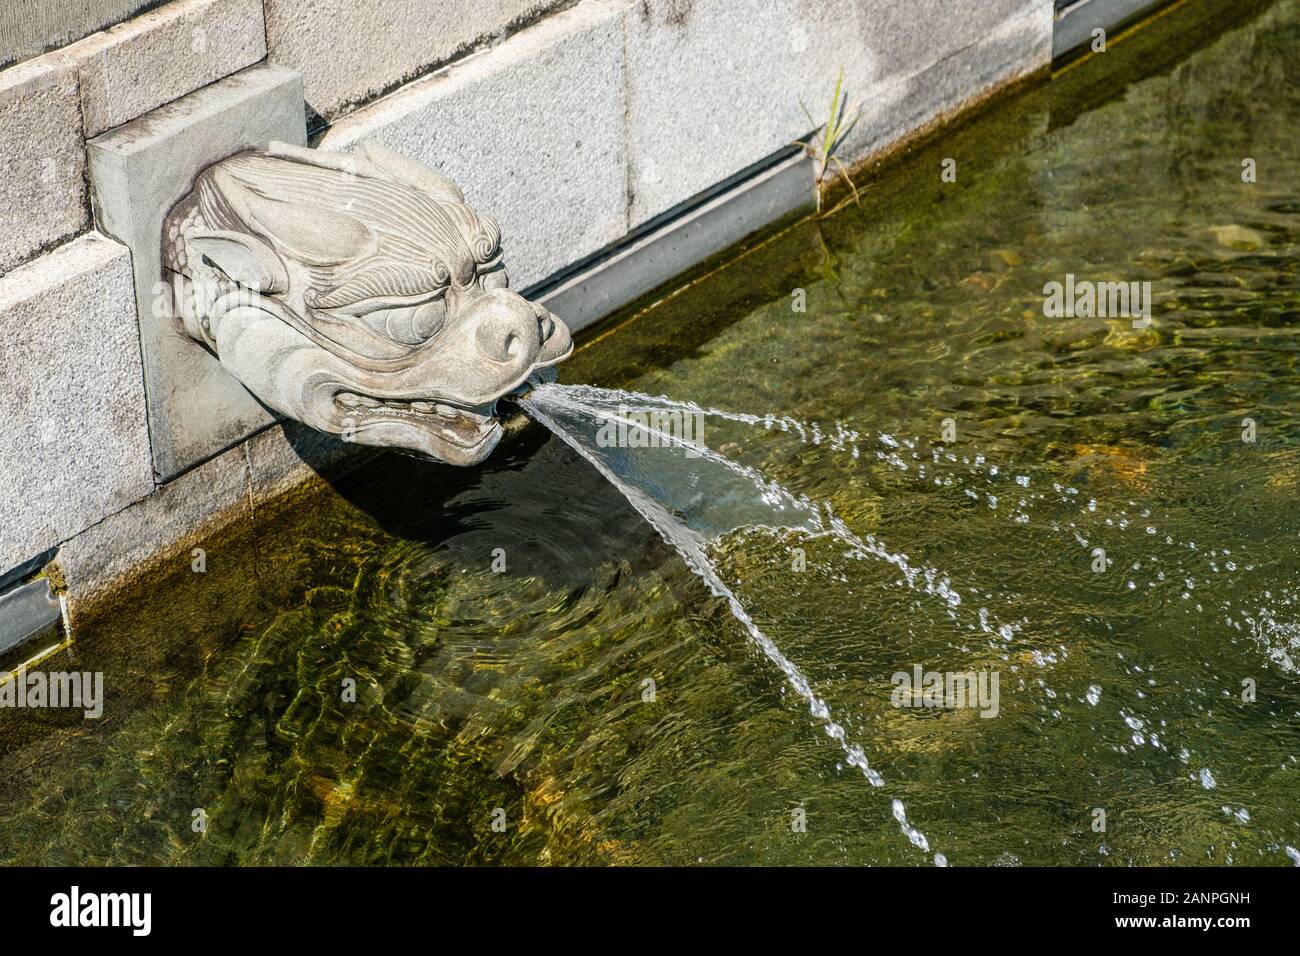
[{"xmin": 463, "ymin": 288, "xmax": 572, "ymax": 372}]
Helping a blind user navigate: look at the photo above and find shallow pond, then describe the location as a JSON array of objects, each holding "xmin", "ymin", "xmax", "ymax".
[{"xmin": 1, "ymin": 0, "xmax": 1298, "ymax": 865}]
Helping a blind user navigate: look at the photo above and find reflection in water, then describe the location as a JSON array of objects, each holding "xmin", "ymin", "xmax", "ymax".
[{"xmin": 2, "ymin": 0, "xmax": 1299, "ymax": 865}]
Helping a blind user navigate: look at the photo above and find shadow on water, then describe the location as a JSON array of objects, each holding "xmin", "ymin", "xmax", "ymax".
[
  {"xmin": 281, "ymin": 423, "xmax": 672, "ymax": 588},
  {"xmin": 1046, "ymin": 0, "xmax": 1283, "ymax": 130}
]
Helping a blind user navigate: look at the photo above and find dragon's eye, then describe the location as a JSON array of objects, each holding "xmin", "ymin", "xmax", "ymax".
[
  {"xmin": 410, "ymin": 299, "xmax": 447, "ymax": 338},
  {"xmin": 481, "ymin": 267, "xmax": 509, "ymax": 291},
  {"xmin": 360, "ymin": 299, "xmax": 447, "ymax": 344}
]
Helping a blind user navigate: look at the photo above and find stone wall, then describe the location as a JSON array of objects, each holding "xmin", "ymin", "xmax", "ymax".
[
  {"xmin": 0, "ymin": 0, "xmax": 1054, "ymax": 616},
  {"xmin": 1, "ymin": 1, "xmax": 162, "ymax": 70}
]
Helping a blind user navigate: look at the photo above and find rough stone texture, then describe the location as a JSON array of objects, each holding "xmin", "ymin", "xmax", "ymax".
[
  {"xmin": 0, "ymin": 0, "xmax": 156, "ymax": 70},
  {"xmin": 0, "ymin": 234, "xmax": 151, "ymax": 576},
  {"xmin": 322, "ymin": 1, "xmax": 628, "ymax": 290},
  {"xmin": 87, "ymin": 64, "xmax": 306, "ymax": 481},
  {"xmin": 266, "ymin": 0, "xmax": 569, "ymax": 123},
  {"xmin": 843, "ymin": 1, "xmax": 1051, "ymax": 162},
  {"xmin": 54, "ymin": 441, "xmax": 253, "ymax": 617},
  {"xmin": 622, "ymin": 0, "xmax": 878, "ymax": 226},
  {"xmin": 66, "ymin": 0, "xmax": 267, "ymax": 137},
  {"xmin": 623, "ymin": 0, "xmax": 1052, "ymax": 227},
  {"xmin": 867, "ymin": 0, "xmax": 1043, "ymax": 79},
  {"xmin": 0, "ymin": 55, "xmax": 88, "ymax": 275}
]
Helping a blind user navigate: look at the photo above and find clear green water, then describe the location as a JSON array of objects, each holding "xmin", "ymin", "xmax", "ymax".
[{"xmin": 3, "ymin": 0, "xmax": 1299, "ymax": 866}]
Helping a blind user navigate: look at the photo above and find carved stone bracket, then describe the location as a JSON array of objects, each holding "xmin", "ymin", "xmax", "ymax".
[
  {"xmin": 161, "ymin": 140, "xmax": 572, "ymax": 466},
  {"xmin": 88, "ymin": 66, "xmax": 571, "ymax": 477}
]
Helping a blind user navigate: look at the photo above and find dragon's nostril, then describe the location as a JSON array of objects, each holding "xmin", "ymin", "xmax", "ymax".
[
  {"xmin": 475, "ymin": 321, "xmax": 523, "ymax": 362},
  {"xmin": 471, "ymin": 293, "xmax": 546, "ymax": 364},
  {"xmin": 538, "ymin": 314, "xmax": 554, "ymax": 341}
]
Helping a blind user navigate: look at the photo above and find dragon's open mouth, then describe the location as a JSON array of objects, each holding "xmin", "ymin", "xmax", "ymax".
[{"xmin": 333, "ymin": 391, "xmax": 499, "ymax": 448}]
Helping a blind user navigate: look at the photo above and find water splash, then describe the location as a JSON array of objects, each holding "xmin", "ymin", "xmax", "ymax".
[
  {"xmin": 543, "ymin": 391, "xmax": 1292, "ymax": 798},
  {"xmin": 518, "ymin": 382, "xmax": 941, "ymax": 859},
  {"xmin": 578, "ymin": 386, "xmax": 1267, "ymax": 627},
  {"xmin": 526, "ymin": 384, "xmax": 979, "ymax": 617},
  {"xmin": 517, "ymin": 382, "xmax": 1296, "ymax": 864}
]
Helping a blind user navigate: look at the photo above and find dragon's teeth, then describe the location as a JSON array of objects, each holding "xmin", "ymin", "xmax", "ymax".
[{"xmin": 337, "ymin": 393, "xmax": 494, "ymax": 425}]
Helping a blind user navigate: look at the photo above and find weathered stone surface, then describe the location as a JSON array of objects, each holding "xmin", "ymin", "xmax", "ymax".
[
  {"xmin": 623, "ymin": 0, "xmax": 1051, "ymax": 227},
  {"xmin": 0, "ymin": 0, "xmax": 154, "ymax": 70},
  {"xmin": 622, "ymin": 0, "xmax": 877, "ymax": 227},
  {"xmin": 867, "ymin": 0, "xmax": 1044, "ymax": 80},
  {"xmin": 843, "ymin": 1, "xmax": 1051, "ymax": 162},
  {"xmin": 266, "ymin": 0, "xmax": 568, "ymax": 122},
  {"xmin": 0, "ymin": 56, "xmax": 87, "ymax": 275},
  {"xmin": 55, "ymin": 441, "xmax": 253, "ymax": 618},
  {"xmin": 67, "ymin": 0, "xmax": 267, "ymax": 137},
  {"xmin": 322, "ymin": 1, "xmax": 628, "ymax": 290},
  {"xmin": 0, "ymin": 235, "xmax": 151, "ymax": 575},
  {"xmin": 87, "ymin": 64, "xmax": 307, "ymax": 481}
]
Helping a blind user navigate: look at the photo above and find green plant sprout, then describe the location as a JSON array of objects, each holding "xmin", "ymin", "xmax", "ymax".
[{"xmin": 800, "ymin": 68, "xmax": 863, "ymax": 214}]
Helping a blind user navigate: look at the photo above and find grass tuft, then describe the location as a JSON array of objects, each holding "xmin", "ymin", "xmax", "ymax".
[{"xmin": 800, "ymin": 68, "xmax": 863, "ymax": 215}]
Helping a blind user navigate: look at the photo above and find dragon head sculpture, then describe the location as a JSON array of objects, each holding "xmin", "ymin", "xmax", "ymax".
[{"xmin": 162, "ymin": 140, "xmax": 572, "ymax": 466}]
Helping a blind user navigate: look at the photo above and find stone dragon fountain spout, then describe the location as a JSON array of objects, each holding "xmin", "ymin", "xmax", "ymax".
[{"xmin": 161, "ymin": 140, "xmax": 572, "ymax": 466}]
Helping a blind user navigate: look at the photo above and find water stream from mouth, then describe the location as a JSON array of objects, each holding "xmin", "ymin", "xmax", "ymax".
[
  {"xmin": 516, "ymin": 381, "xmax": 966, "ymax": 861},
  {"xmin": 518, "ymin": 378, "xmax": 1300, "ymax": 864}
]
